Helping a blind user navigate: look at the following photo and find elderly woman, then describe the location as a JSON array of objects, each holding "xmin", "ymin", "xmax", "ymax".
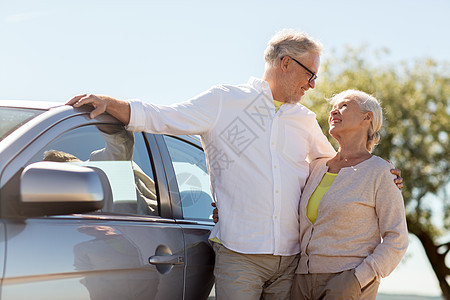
[{"xmin": 291, "ymin": 90, "xmax": 408, "ymax": 299}]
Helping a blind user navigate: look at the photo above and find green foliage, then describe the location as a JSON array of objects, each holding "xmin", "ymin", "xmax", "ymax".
[{"xmin": 303, "ymin": 46, "xmax": 450, "ymax": 238}]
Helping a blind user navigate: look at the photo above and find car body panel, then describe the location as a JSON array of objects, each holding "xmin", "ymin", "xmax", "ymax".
[
  {"xmin": 181, "ymin": 223, "xmax": 215, "ymax": 300},
  {"xmin": 0, "ymin": 101, "xmax": 215, "ymax": 299},
  {"xmin": 2, "ymin": 217, "xmax": 185, "ymax": 300}
]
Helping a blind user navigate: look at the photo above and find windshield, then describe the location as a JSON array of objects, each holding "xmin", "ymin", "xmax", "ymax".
[{"xmin": 0, "ymin": 107, "xmax": 44, "ymax": 141}]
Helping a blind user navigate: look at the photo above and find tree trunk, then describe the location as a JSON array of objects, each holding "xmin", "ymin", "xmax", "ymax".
[{"xmin": 408, "ymin": 218, "xmax": 450, "ymax": 299}]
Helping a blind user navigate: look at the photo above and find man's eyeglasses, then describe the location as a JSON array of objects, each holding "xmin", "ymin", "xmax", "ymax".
[{"xmin": 282, "ymin": 56, "xmax": 318, "ymax": 83}]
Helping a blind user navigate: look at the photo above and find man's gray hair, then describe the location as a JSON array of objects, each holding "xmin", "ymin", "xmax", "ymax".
[{"xmin": 264, "ymin": 29, "xmax": 323, "ymax": 66}]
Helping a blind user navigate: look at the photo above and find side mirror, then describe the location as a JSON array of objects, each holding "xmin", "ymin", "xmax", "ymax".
[{"xmin": 18, "ymin": 162, "xmax": 112, "ymax": 217}]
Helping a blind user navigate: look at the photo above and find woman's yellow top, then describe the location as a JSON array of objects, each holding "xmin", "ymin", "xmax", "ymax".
[{"xmin": 306, "ymin": 172, "xmax": 337, "ymax": 224}]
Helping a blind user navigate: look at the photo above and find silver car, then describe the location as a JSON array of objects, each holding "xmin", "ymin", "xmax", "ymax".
[{"xmin": 0, "ymin": 100, "xmax": 215, "ymax": 300}]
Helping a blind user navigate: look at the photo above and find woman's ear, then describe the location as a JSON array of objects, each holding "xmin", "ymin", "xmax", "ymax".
[{"xmin": 364, "ymin": 111, "xmax": 373, "ymax": 121}]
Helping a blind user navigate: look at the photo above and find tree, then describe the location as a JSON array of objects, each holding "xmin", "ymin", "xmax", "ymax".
[{"xmin": 303, "ymin": 47, "xmax": 450, "ymax": 298}]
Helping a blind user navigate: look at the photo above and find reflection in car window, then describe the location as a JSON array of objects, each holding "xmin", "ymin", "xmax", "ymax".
[
  {"xmin": 163, "ymin": 135, "xmax": 213, "ymax": 220},
  {"xmin": 27, "ymin": 124, "xmax": 159, "ymax": 216}
]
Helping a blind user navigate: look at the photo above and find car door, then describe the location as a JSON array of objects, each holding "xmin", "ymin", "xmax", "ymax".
[
  {"xmin": 155, "ymin": 134, "xmax": 215, "ymax": 300},
  {"xmin": 0, "ymin": 108, "xmax": 185, "ymax": 300}
]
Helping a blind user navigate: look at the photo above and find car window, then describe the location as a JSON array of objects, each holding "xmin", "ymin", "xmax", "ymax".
[
  {"xmin": 163, "ymin": 135, "xmax": 213, "ymax": 220},
  {"xmin": 0, "ymin": 107, "xmax": 44, "ymax": 141},
  {"xmin": 27, "ymin": 124, "xmax": 159, "ymax": 216}
]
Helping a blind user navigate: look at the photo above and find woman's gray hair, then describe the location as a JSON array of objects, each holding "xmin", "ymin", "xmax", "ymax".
[
  {"xmin": 329, "ymin": 90, "xmax": 383, "ymax": 152},
  {"xmin": 264, "ymin": 29, "xmax": 323, "ymax": 66}
]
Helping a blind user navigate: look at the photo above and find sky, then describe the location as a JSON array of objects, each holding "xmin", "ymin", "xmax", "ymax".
[{"xmin": 1, "ymin": 0, "xmax": 449, "ymax": 297}]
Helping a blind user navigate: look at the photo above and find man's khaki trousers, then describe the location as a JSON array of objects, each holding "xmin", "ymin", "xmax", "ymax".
[{"xmin": 213, "ymin": 242, "xmax": 299, "ymax": 300}]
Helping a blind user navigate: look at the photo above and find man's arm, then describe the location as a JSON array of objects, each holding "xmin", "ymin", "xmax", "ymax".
[
  {"xmin": 66, "ymin": 94, "xmax": 131, "ymax": 125},
  {"xmin": 306, "ymin": 117, "xmax": 336, "ymax": 163},
  {"xmin": 390, "ymin": 168, "xmax": 403, "ymax": 190},
  {"xmin": 211, "ymin": 202, "xmax": 219, "ymax": 224},
  {"xmin": 89, "ymin": 126, "xmax": 134, "ymax": 161},
  {"xmin": 68, "ymin": 88, "xmax": 220, "ymax": 136}
]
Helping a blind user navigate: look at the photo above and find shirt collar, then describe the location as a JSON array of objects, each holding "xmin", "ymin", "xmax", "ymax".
[
  {"xmin": 247, "ymin": 77, "xmax": 308, "ymax": 114},
  {"xmin": 248, "ymin": 77, "xmax": 272, "ymax": 97}
]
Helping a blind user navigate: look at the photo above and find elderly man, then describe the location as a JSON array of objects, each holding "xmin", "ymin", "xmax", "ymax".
[{"xmin": 67, "ymin": 29, "xmax": 401, "ymax": 300}]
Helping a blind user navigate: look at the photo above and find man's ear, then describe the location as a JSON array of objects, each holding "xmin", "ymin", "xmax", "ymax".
[{"xmin": 280, "ymin": 56, "xmax": 291, "ymax": 72}]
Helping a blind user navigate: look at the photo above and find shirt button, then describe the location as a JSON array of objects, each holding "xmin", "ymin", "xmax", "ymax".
[
  {"xmin": 275, "ymin": 190, "xmax": 279, "ymax": 194},
  {"xmin": 274, "ymin": 165, "xmax": 277, "ymax": 168},
  {"xmin": 275, "ymin": 216, "xmax": 278, "ymax": 219}
]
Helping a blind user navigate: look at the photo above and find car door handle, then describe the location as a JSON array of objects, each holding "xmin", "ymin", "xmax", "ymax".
[{"xmin": 149, "ymin": 255, "xmax": 184, "ymax": 265}]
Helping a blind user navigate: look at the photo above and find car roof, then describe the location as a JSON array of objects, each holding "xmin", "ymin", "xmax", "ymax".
[
  {"xmin": 0, "ymin": 100, "xmax": 65, "ymax": 110},
  {"xmin": 0, "ymin": 100, "xmax": 204, "ymax": 148}
]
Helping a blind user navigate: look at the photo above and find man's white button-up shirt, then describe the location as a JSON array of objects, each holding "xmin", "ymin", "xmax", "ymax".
[{"xmin": 127, "ymin": 77, "xmax": 335, "ymax": 256}]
